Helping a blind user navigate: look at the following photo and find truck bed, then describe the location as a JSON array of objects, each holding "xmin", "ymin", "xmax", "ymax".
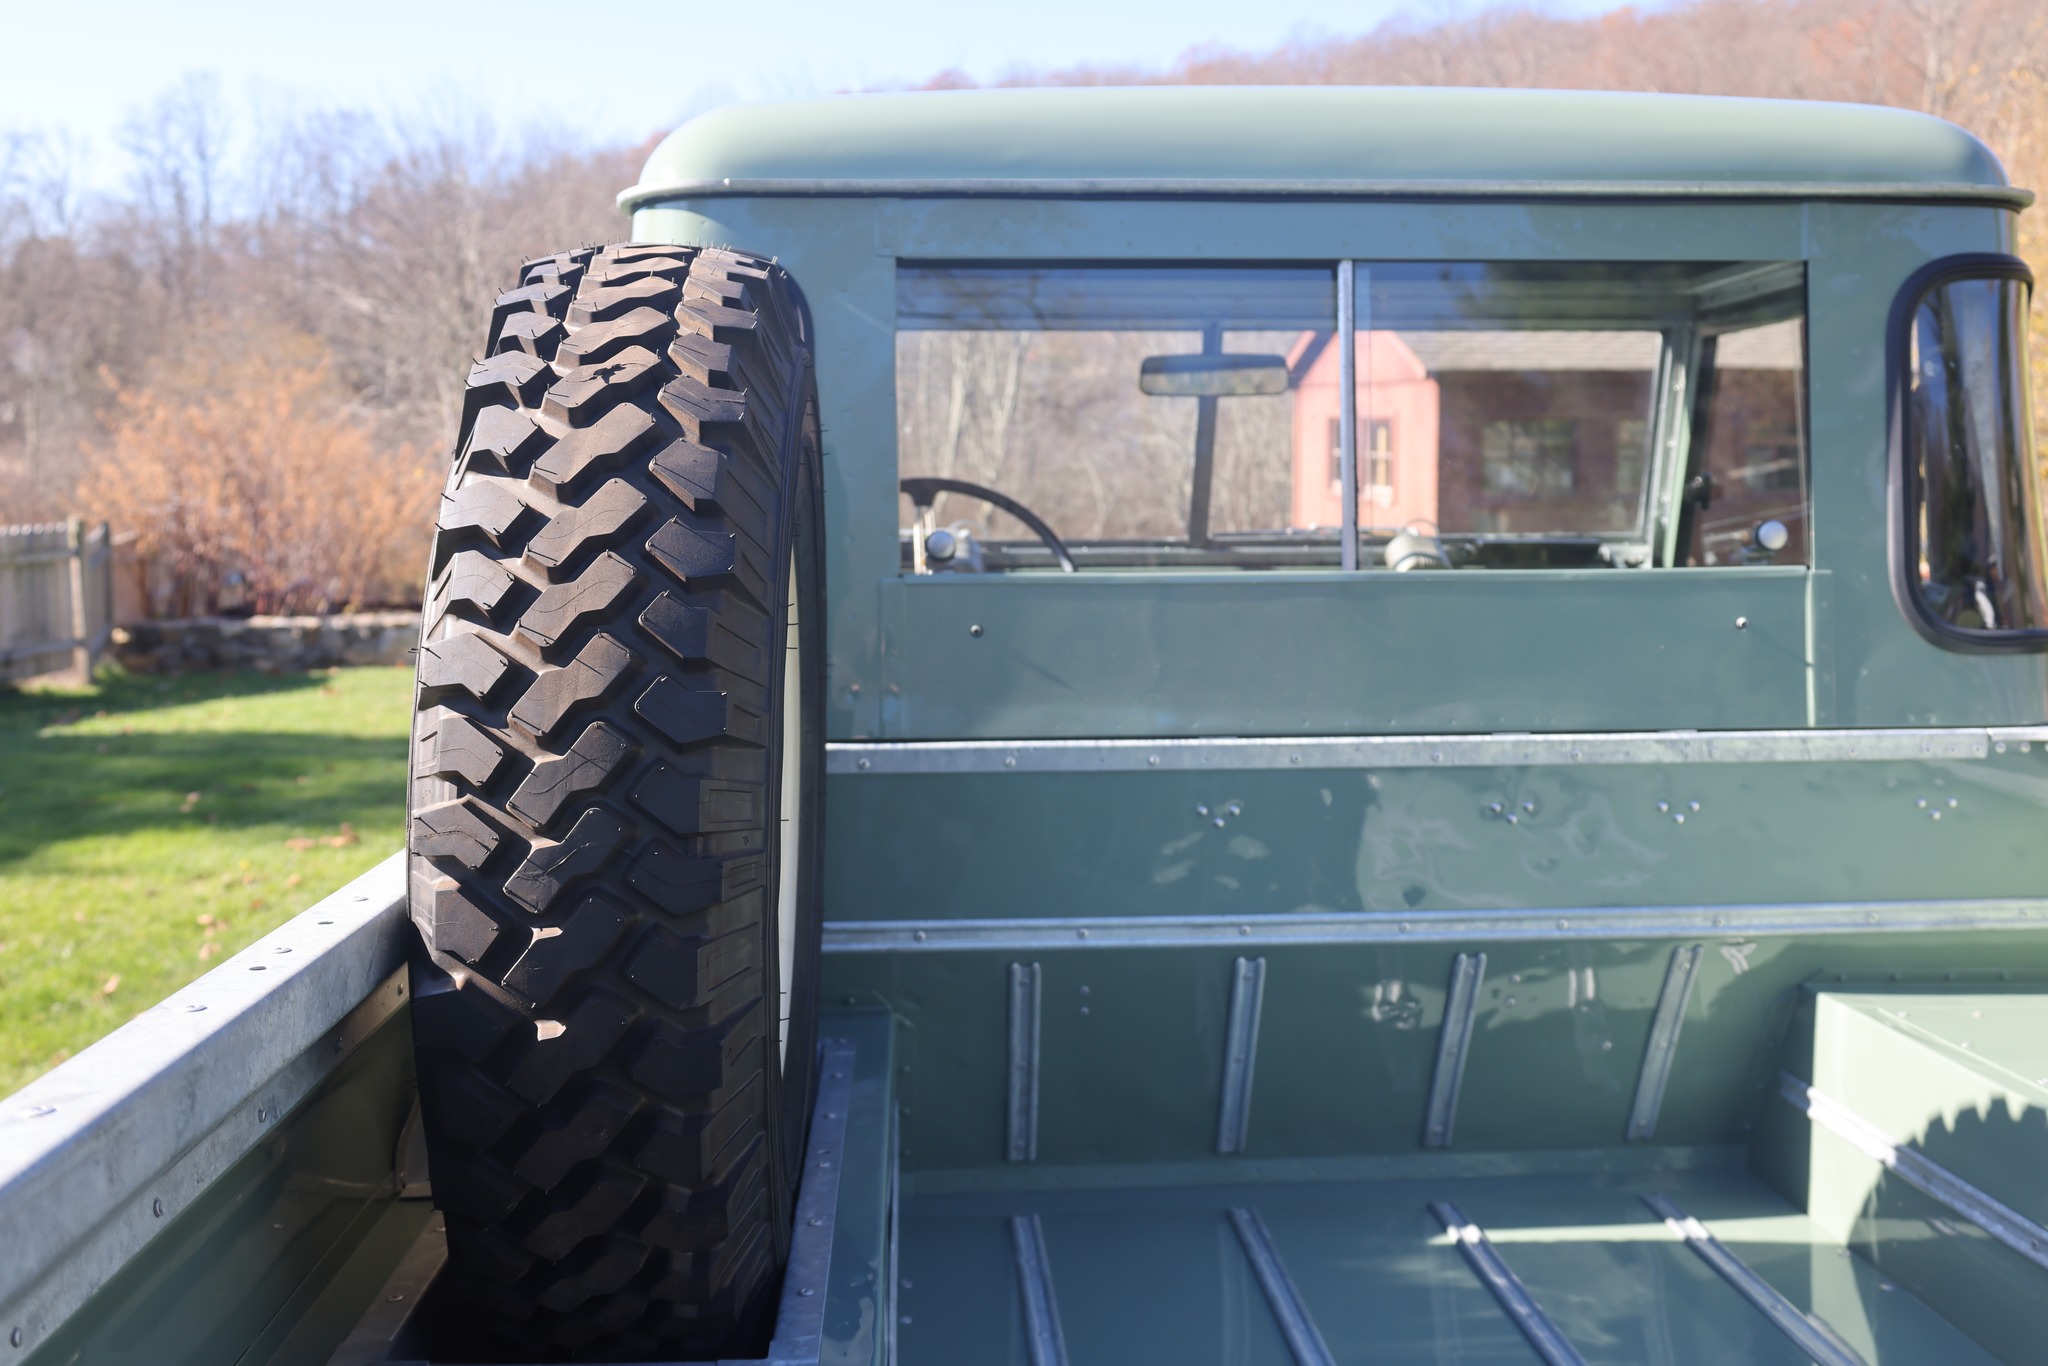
[{"xmin": 900, "ymin": 1166, "xmax": 1989, "ymax": 1364}]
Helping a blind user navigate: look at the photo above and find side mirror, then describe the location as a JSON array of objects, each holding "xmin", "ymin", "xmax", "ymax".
[{"xmin": 1139, "ymin": 353, "xmax": 1290, "ymax": 397}]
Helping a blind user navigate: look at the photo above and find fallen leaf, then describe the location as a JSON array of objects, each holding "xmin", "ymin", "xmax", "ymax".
[
  {"xmin": 198, "ymin": 942, "xmax": 221, "ymax": 961},
  {"xmin": 285, "ymin": 837, "xmax": 316, "ymax": 851},
  {"xmin": 248, "ymin": 897, "xmax": 265, "ymax": 911},
  {"xmin": 285, "ymin": 874, "xmax": 302, "ymax": 888},
  {"xmin": 196, "ymin": 913, "xmax": 214, "ymax": 927},
  {"xmin": 97, "ymin": 974, "xmax": 120, "ymax": 997}
]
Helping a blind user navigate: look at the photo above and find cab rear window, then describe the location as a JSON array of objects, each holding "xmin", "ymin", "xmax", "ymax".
[
  {"xmin": 894, "ymin": 260, "xmax": 1808, "ymax": 573},
  {"xmin": 1897, "ymin": 258, "xmax": 2048, "ymax": 647}
]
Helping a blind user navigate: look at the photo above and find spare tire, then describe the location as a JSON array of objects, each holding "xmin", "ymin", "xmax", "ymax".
[{"xmin": 406, "ymin": 243, "xmax": 824, "ymax": 1362}]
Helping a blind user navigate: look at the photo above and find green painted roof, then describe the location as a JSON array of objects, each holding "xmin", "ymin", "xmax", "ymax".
[{"xmin": 624, "ymin": 87, "xmax": 2022, "ymax": 209}]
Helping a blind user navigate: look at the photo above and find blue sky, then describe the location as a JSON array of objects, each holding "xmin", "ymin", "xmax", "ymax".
[{"xmin": 1, "ymin": 0, "xmax": 1629, "ymax": 161}]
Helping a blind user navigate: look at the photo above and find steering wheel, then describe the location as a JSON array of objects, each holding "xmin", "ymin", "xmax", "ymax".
[{"xmin": 899, "ymin": 477, "xmax": 1077, "ymax": 573}]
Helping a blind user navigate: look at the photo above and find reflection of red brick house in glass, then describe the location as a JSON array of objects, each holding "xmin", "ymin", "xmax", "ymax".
[
  {"xmin": 1289, "ymin": 331, "xmax": 1665, "ymax": 535},
  {"xmin": 1285, "ymin": 322, "xmax": 1802, "ymax": 550}
]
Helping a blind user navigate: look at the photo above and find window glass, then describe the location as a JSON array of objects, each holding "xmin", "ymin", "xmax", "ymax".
[
  {"xmin": 1905, "ymin": 272, "xmax": 2047, "ymax": 636},
  {"xmin": 897, "ymin": 261, "xmax": 1807, "ymax": 572},
  {"xmin": 1680, "ymin": 318, "xmax": 1808, "ymax": 566}
]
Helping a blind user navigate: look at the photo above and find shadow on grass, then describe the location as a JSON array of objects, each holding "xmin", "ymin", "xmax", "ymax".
[
  {"xmin": 0, "ymin": 668, "xmax": 334, "ymax": 730},
  {"xmin": 0, "ymin": 731, "xmax": 409, "ymax": 865}
]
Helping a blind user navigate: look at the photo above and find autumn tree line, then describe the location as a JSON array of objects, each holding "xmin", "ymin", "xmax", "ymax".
[{"xmin": 1, "ymin": 0, "xmax": 2043, "ymax": 615}]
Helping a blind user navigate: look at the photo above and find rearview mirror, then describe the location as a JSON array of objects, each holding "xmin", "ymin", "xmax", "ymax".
[{"xmin": 1138, "ymin": 353, "xmax": 1290, "ymax": 397}]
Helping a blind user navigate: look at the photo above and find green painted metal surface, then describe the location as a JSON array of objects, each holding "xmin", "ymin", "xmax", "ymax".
[
  {"xmin": 825, "ymin": 750, "xmax": 2048, "ymax": 921},
  {"xmin": 624, "ymin": 89, "xmax": 2016, "ymax": 205},
  {"xmin": 899, "ymin": 1167, "xmax": 1997, "ymax": 1365},
  {"xmin": 1758, "ymin": 988, "xmax": 2048, "ymax": 1363}
]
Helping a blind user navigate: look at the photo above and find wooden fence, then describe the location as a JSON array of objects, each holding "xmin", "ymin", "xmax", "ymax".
[{"xmin": 0, "ymin": 518, "xmax": 114, "ymax": 683}]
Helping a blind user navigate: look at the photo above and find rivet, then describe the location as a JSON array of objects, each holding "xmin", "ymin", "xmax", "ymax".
[
  {"xmin": 1214, "ymin": 816, "xmax": 1226, "ymax": 827},
  {"xmin": 798, "ymin": 1287, "xmax": 816, "ymax": 1296},
  {"xmin": 1931, "ymin": 811, "xmax": 1942, "ymax": 821},
  {"xmin": 1916, "ymin": 797, "xmax": 1929, "ymax": 809},
  {"xmin": 152, "ymin": 1198, "xmax": 164, "ymax": 1217},
  {"xmin": 1735, "ymin": 616, "xmax": 1748, "ymax": 630},
  {"xmin": 1510, "ymin": 974, "xmax": 1522, "ymax": 984},
  {"xmin": 1505, "ymin": 812, "xmax": 1519, "ymax": 825},
  {"xmin": 1238, "ymin": 925, "xmax": 1251, "ymax": 936},
  {"xmin": 912, "ymin": 930, "xmax": 926, "ymax": 942},
  {"xmin": 387, "ymin": 1293, "xmax": 405, "ymax": 1303},
  {"xmin": 1226, "ymin": 802, "xmax": 1241, "ymax": 816},
  {"xmin": 1556, "ymin": 919, "xmax": 1569, "ymax": 929},
  {"xmin": 1867, "ymin": 912, "xmax": 1880, "ymax": 924},
  {"xmin": 1948, "ymin": 797, "xmax": 1958, "ymax": 808},
  {"xmin": 1656, "ymin": 801, "xmax": 1670, "ymax": 813},
  {"xmin": 1399, "ymin": 921, "xmax": 1411, "ymax": 932},
  {"xmin": 271, "ymin": 946, "xmax": 292, "ymax": 954},
  {"xmin": 1079, "ymin": 1006, "xmax": 1090, "ymax": 1015},
  {"xmin": 1997, "ymin": 741, "xmax": 2008, "ymax": 753},
  {"xmin": 1601, "ymin": 1040, "xmax": 1613, "ymax": 1051},
  {"xmin": 1504, "ymin": 997, "xmax": 1517, "ymax": 1007},
  {"xmin": 183, "ymin": 1002, "xmax": 206, "ymax": 1012},
  {"xmin": 1431, "ymin": 751, "xmax": 1443, "ymax": 763},
  {"xmin": 1520, "ymin": 800, "xmax": 1535, "ymax": 814},
  {"xmin": 1487, "ymin": 801, "xmax": 1504, "ymax": 816},
  {"xmin": 901, "ymin": 1315, "xmax": 914, "ymax": 1325},
  {"xmin": 1570, "ymin": 750, "xmax": 1582, "ymax": 761},
  {"xmin": 1673, "ymin": 813, "xmax": 1685, "ymax": 824},
  {"xmin": 1197, "ymin": 805, "xmax": 1210, "ymax": 817},
  {"xmin": 808, "ymin": 1216, "xmax": 825, "ymax": 1226},
  {"xmin": 9, "ymin": 1328, "xmax": 19, "ymax": 1348},
  {"xmin": 901, "ymin": 1278, "xmax": 914, "ymax": 1290},
  {"xmin": 968, "ymin": 624, "xmax": 983, "ymax": 637},
  {"xmin": 1077, "ymin": 928, "xmax": 1089, "ymax": 939},
  {"xmin": 1687, "ymin": 800, "xmax": 1700, "ymax": 812},
  {"xmin": 1147, "ymin": 754, "xmax": 1159, "ymax": 766},
  {"xmin": 1289, "ymin": 753, "xmax": 1301, "ymax": 765},
  {"xmin": 22, "ymin": 1105, "xmax": 56, "ymax": 1118},
  {"xmin": 857, "ymin": 758, "xmax": 870, "ymax": 770},
  {"xmin": 1003, "ymin": 756, "xmax": 1016, "ymax": 768}
]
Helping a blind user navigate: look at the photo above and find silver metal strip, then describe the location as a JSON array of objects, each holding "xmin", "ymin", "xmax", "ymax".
[
  {"xmin": 1006, "ymin": 963, "xmax": 1042, "ymax": 1162},
  {"xmin": 823, "ymin": 897, "xmax": 2048, "ymax": 954},
  {"xmin": 1431, "ymin": 1201, "xmax": 1590, "ymax": 1366},
  {"xmin": 761, "ymin": 1039, "xmax": 859, "ymax": 1364},
  {"xmin": 0, "ymin": 854, "xmax": 410, "ymax": 1358},
  {"xmin": 1217, "ymin": 957, "xmax": 1268, "ymax": 1154},
  {"xmin": 1227, "ymin": 1207, "xmax": 1337, "ymax": 1366},
  {"xmin": 1779, "ymin": 1073, "xmax": 2048, "ymax": 1274},
  {"xmin": 1627, "ymin": 944, "xmax": 1703, "ymax": 1141},
  {"xmin": 826, "ymin": 725, "xmax": 2047, "ymax": 775},
  {"xmin": 1640, "ymin": 1194, "xmax": 1866, "ymax": 1366},
  {"xmin": 1336, "ymin": 261, "xmax": 1358, "ymax": 573},
  {"xmin": 623, "ymin": 176, "xmax": 2033, "ymax": 210},
  {"xmin": 1423, "ymin": 953, "xmax": 1486, "ymax": 1148},
  {"xmin": 1009, "ymin": 1214, "xmax": 1071, "ymax": 1366}
]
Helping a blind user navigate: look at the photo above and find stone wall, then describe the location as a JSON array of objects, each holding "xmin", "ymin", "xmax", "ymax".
[{"xmin": 111, "ymin": 613, "xmax": 420, "ymax": 674}]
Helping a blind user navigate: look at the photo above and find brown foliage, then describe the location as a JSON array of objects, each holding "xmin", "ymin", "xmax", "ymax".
[{"xmin": 81, "ymin": 325, "xmax": 439, "ymax": 615}]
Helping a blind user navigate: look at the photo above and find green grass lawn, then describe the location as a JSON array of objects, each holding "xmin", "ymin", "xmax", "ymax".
[{"xmin": 0, "ymin": 665, "xmax": 414, "ymax": 1096}]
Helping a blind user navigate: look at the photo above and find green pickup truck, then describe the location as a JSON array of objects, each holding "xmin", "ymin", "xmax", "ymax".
[{"xmin": 5, "ymin": 85, "xmax": 2048, "ymax": 1366}]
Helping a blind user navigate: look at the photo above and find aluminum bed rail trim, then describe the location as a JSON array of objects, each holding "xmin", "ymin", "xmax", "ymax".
[
  {"xmin": 1227, "ymin": 1207, "xmax": 1336, "ymax": 1366},
  {"xmin": 0, "ymin": 852, "xmax": 410, "ymax": 1361},
  {"xmin": 1006, "ymin": 964, "xmax": 1042, "ymax": 1163},
  {"xmin": 752, "ymin": 1040, "xmax": 858, "ymax": 1365},
  {"xmin": 1430, "ymin": 1201, "xmax": 1589, "ymax": 1366},
  {"xmin": 1009, "ymin": 1214, "xmax": 1071, "ymax": 1366},
  {"xmin": 1216, "ymin": 957, "xmax": 1267, "ymax": 1155},
  {"xmin": 1641, "ymin": 1194, "xmax": 1867, "ymax": 1366},
  {"xmin": 826, "ymin": 726, "xmax": 2048, "ymax": 775},
  {"xmin": 623, "ymin": 177, "xmax": 2035, "ymax": 210},
  {"xmin": 1627, "ymin": 945, "xmax": 1703, "ymax": 1141},
  {"xmin": 822, "ymin": 897, "xmax": 2048, "ymax": 954},
  {"xmin": 1423, "ymin": 954, "xmax": 1486, "ymax": 1148},
  {"xmin": 1779, "ymin": 1073, "xmax": 2048, "ymax": 1275}
]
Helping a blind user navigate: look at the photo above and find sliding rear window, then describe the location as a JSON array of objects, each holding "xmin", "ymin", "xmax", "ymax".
[
  {"xmin": 895, "ymin": 261, "xmax": 1807, "ymax": 573},
  {"xmin": 1896, "ymin": 257, "xmax": 2048, "ymax": 648}
]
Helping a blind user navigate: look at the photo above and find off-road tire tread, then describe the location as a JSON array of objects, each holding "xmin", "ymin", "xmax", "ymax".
[{"xmin": 408, "ymin": 242, "xmax": 818, "ymax": 1361}]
